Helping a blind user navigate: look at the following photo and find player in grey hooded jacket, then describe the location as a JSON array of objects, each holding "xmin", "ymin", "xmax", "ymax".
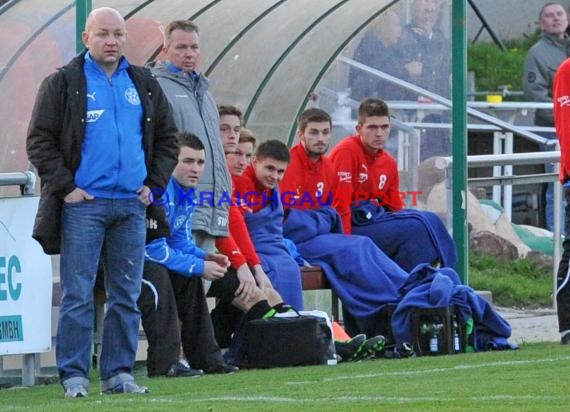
[{"xmin": 150, "ymin": 60, "xmax": 231, "ymax": 242}]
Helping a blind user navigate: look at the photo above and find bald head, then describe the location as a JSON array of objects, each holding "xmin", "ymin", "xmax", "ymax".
[
  {"xmin": 82, "ymin": 7, "xmax": 127, "ymax": 76},
  {"xmin": 85, "ymin": 7, "xmax": 125, "ymax": 31}
]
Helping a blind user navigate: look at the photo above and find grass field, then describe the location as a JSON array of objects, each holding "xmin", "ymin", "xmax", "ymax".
[{"xmin": 2, "ymin": 343, "xmax": 569, "ymax": 411}]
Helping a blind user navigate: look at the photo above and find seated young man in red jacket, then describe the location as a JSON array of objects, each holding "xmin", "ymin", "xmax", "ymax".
[
  {"xmin": 328, "ymin": 98, "xmax": 457, "ymax": 273},
  {"xmin": 210, "ymin": 107, "xmax": 293, "ymax": 348},
  {"xmin": 231, "ymin": 138, "xmax": 304, "ymax": 309},
  {"xmin": 279, "ymin": 108, "xmax": 409, "ymax": 347},
  {"xmin": 215, "ymin": 106, "xmax": 280, "ymax": 301}
]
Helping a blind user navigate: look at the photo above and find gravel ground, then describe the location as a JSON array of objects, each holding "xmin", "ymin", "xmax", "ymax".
[{"xmin": 497, "ymin": 306, "xmax": 561, "ymax": 344}]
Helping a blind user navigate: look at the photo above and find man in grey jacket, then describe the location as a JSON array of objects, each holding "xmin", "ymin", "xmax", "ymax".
[
  {"xmin": 524, "ymin": 2, "xmax": 570, "ymax": 233},
  {"xmin": 144, "ymin": 19, "xmax": 237, "ymax": 374},
  {"xmin": 150, "ymin": 19, "xmax": 231, "ymax": 251}
]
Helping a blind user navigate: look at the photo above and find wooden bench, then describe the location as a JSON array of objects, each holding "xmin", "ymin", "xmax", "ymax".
[
  {"xmin": 53, "ymin": 267, "xmax": 339, "ymax": 312},
  {"xmin": 52, "ymin": 266, "xmax": 340, "ymax": 365},
  {"xmin": 299, "ymin": 266, "xmax": 340, "ymax": 320}
]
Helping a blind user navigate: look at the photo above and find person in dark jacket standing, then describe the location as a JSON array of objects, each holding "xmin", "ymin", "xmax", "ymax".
[
  {"xmin": 26, "ymin": 7, "xmax": 178, "ymax": 398},
  {"xmin": 524, "ymin": 2, "xmax": 570, "ymax": 233}
]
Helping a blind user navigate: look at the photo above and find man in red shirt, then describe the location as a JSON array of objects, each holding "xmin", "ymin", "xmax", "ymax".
[
  {"xmin": 232, "ymin": 140, "xmax": 304, "ymax": 309},
  {"xmin": 280, "ymin": 109, "xmax": 349, "ymax": 219},
  {"xmin": 552, "ymin": 57, "xmax": 570, "ymax": 345},
  {"xmin": 210, "ymin": 107, "xmax": 293, "ymax": 350},
  {"xmin": 215, "ymin": 105, "xmax": 278, "ymax": 303},
  {"xmin": 328, "ymin": 101, "xmax": 404, "ymax": 232},
  {"xmin": 328, "ymin": 98, "xmax": 457, "ymax": 272},
  {"xmin": 280, "ymin": 108, "xmax": 409, "ymax": 344}
]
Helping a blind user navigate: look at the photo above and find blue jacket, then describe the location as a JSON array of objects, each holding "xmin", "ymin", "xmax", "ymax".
[
  {"xmin": 75, "ymin": 53, "xmax": 146, "ymax": 198},
  {"xmin": 145, "ymin": 178, "xmax": 206, "ymax": 276},
  {"xmin": 26, "ymin": 50, "xmax": 178, "ymax": 254}
]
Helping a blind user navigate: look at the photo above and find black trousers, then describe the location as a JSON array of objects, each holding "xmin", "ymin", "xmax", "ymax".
[
  {"xmin": 137, "ymin": 262, "xmax": 225, "ymax": 376},
  {"xmin": 556, "ymin": 188, "xmax": 570, "ymax": 333}
]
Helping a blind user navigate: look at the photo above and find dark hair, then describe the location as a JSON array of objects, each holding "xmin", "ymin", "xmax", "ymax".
[
  {"xmin": 176, "ymin": 132, "xmax": 204, "ymax": 151},
  {"xmin": 239, "ymin": 128, "xmax": 256, "ymax": 146},
  {"xmin": 163, "ymin": 20, "xmax": 199, "ymax": 48},
  {"xmin": 218, "ymin": 104, "xmax": 243, "ymax": 123},
  {"xmin": 255, "ymin": 139, "xmax": 290, "ymax": 163},
  {"xmin": 357, "ymin": 98, "xmax": 390, "ymax": 124},
  {"xmin": 297, "ymin": 108, "xmax": 332, "ymax": 132}
]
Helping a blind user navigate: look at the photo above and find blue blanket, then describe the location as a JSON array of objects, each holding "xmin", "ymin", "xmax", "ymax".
[
  {"xmin": 391, "ymin": 263, "xmax": 515, "ymax": 351},
  {"xmin": 243, "ymin": 194, "xmax": 304, "ymax": 310},
  {"xmin": 283, "ymin": 207, "xmax": 408, "ymax": 318},
  {"xmin": 351, "ymin": 200, "xmax": 457, "ymax": 272}
]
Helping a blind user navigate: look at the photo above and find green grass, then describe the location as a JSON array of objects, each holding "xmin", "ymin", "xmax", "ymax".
[
  {"xmin": 469, "ymin": 252, "xmax": 552, "ymax": 308},
  {"xmin": 468, "ymin": 33, "xmax": 540, "ymax": 96},
  {"xmin": 2, "ymin": 343, "xmax": 569, "ymax": 411}
]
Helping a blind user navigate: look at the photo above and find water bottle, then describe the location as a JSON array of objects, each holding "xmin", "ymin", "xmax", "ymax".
[
  {"xmin": 420, "ymin": 322, "xmax": 431, "ymax": 353},
  {"xmin": 453, "ymin": 320, "xmax": 461, "ymax": 352},
  {"xmin": 430, "ymin": 323, "xmax": 443, "ymax": 354},
  {"xmin": 429, "ymin": 325, "xmax": 439, "ymax": 353}
]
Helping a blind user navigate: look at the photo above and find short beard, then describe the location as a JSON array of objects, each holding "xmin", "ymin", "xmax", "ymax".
[{"xmin": 306, "ymin": 145, "xmax": 328, "ymax": 159}]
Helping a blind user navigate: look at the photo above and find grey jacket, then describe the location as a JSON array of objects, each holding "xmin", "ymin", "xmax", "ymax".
[
  {"xmin": 524, "ymin": 33, "xmax": 570, "ymax": 126},
  {"xmin": 151, "ymin": 62, "xmax": 230, "ymax": 237}
]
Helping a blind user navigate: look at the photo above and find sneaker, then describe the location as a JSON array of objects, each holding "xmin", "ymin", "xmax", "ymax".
[
  {"xmin": 361, "ymin": 335, "xmax": 386, "ymax": 359},
  {"xmin": 561, "ymin": 333, "xmax": 570, "ymax": 345},
  {"xmin": 102, "ymin": 381, "xmax": 149, "ymax": 395},
  {"xmin": 273, "ymin": 309, "xmax": 299, "ymax": 318},
  {"xmin": 166, "ymin": 359, "xmax": 204, "ymax": 378},
  {"xmin": 384, "ymin": 342, "xmax": 416, "ymax": 359},
  {"xmin": 205, "ymin": 362, "xmax": 239, "ymax": 374},
  {"xmin": 64, "ymin": 383, "xmax": 88, "ymax": 398},
  {"xmin": 334, "ymin": 334, "xmax": 366, "ymax": 361}
]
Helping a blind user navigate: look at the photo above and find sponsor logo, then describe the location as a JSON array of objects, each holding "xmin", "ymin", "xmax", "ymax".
[
  {"xmin": 338, "ymin": 171, "xmax": 351, "ymax": 183},
  {"xmin": 87, "ymin": 91, "xmax": 97, "ymax": 101},
  {"xmin": 557, "ymin": 95, "xmax": 570, "ymax": 107},
  {"xmin": 86, "ymin": 109, "xmax": 105, "ymax": 123},
  {"xmin": 0, "ymin": 316, "xmax": 24, "ymax": 342}
]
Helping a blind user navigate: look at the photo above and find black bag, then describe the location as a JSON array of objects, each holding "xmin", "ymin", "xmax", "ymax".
[{"xmin": 242, "ymin": 314, "xmax": 332, "ymax": 369}]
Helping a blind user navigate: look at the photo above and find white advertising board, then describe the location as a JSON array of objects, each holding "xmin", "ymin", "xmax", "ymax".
[{"xmin": 0, "ymin": 196, "xmax": 52, "ymax": 355}]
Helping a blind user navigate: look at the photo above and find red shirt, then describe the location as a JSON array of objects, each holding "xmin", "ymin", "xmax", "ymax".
[
  {"xmin": 280, "ymin": 144, "xmax": 352, "ymax": 230},
  {"xmin": 280, "ymin": 144, "xmax": 335, "ymax": 209},
  {"xmin": 328, "ymin": 135, "xmax": 404, "ymax": 232},
  {"xmin": 554, "ymin": 58, "xmax": 570, "ymax": 183},
  {"xmin": 215, "ymin": 175, "xmax": 261, "ymax": 269},
  {"xmin": 234, "ymin": 165, "xmax": 276, "ymax": 213}
]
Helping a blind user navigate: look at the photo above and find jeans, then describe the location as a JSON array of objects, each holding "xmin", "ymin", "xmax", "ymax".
[
  {"xmin": 540, "ymin": 132, "xmax": 566, "ymax": 234},
  {"xmin": 57, "ymin": 198, "xmax": 146, "ymax": 388}
]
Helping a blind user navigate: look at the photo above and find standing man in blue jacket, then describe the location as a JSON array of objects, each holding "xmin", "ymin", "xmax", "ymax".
[{"xmin": 26, "ymin": 7, "xmax": 178, "ymax": 397}]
